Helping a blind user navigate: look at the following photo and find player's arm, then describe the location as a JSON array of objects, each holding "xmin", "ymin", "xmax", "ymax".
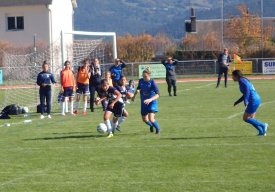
[
  {"xmin": 60, "ymin": 72, "xmax": 64, "ymax": 92},
  {"xmin": 234, "ymin": 96, "xmax": 244, "ymax": 106},
  {"xmin": 161, "ymin": 59, "xmax": 166, "ymax": 66},
  {"xmin": 36, "ymin": 74, "xmax": 42, "ymax": 86},
  {"xmin": 120, "ymin": 60, "xmax": 126, "ymax": 68},
  {"xmin": 173, "ymin": 59, "xmax": 178, "ymax": 66},
  {"xmin": 144, "ymin": 80, "xmax": 160, "ymax": 105},
  {"xmin": 132, "ymin": 80, "xmax": 141, "ymax": 102},
  {"xmin": 50, "ymin": 73, "xmax": 57, "ymax": 84},
  {"xmin": 240, "ymin": 79, "xmax": 250, "ymax": 106}
]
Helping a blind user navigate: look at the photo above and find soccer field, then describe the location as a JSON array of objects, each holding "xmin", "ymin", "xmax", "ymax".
[{"xmin": 0, "ymin": 79, "xmax": 275, "ymax": 192}]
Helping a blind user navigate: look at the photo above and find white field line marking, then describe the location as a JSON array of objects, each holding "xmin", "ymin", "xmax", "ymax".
[
  {"xmin": 1, "ymin": 142, "xmax": 275, "ymax": 152},
  {"xmin": 195, "ymin": 83, "xmax": 216, "ymax": 89},
  {"xmin": 227, "ymin": 100, "xmax": 275, "ymax": 119}
]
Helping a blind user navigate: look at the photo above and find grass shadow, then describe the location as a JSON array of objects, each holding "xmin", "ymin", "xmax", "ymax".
[
  {"xmin": 160, "ymin": 135, "xmax": 252, "ymax": 140},
  {"xmin": 24, "ymin": 134, "xmax": 104, "ymax": 141}
]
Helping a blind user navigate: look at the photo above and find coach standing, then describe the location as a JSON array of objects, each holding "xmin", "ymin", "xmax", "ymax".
[
  {"xmin": 36, "ymin": 61, "xmax": 56, "ymax": 119},
  {"xmin": 162, "ymin": 57, "xmax": 178, "ymax": 96},
  {"xmin": 216, "ymin": 48, "xmax": 232, "ymax": 88}
]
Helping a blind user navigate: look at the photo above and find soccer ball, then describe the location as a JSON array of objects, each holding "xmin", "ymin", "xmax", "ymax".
[{"xmin": 97, "ymin": 123, "xmax": 107, "ymax": 133}]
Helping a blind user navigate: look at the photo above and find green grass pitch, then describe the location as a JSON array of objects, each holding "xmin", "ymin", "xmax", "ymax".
[{"xmin": 0, "ymin": 79, "xmax": 275, "ymax": 192}]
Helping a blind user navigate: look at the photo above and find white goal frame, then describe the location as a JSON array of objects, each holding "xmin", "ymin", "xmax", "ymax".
[{"xmin": 60, "ymin": 30, "xmax": 117, "ymax": 64}]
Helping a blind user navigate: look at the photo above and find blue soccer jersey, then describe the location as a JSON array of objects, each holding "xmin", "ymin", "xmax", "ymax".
[
  {"xmin": 238, "ymin": 77, "xmax": 261, "ymax": 114},
  {"xmin": 109, "ymin": 63, "xmax": 126, "ymax": 81},
  {"xmin": 137, "ymin": 78, "xmax": 159, "ymax": 115}
]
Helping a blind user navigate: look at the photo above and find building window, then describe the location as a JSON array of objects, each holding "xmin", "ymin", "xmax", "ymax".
[{"xmin": 7, "ymin": 16, "xmax": 24, "ymax": 31}]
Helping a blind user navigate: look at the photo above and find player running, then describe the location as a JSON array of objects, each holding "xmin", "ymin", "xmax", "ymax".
[
  {"xmin": 232, "ymin": 70, "xmax": 268, "ymax": 136},
  {"xmin": 74, "ymin": 58, "xmax": 91, "ymax": 115},
  {"xmin": 36, "ymin": 61, "xmax": 56, "ymax": 119},
  {"xmin": 96, "ymin": 79, "xmax": 124, "ymax": 138},
  {"xmin": 161, "ymin": 57, "xmax": 178, "ymax": 96},
  {"xmin": 60, "ymin": 60, "xmax": 75, "ymax": 116},
  {"xmin": 109, "ymin": 58, "xmax": 126, "ymax": 86},
  {"xmin": 132, "ymin": 67, "xmax": 160, "ymax": 134},
  {"xmin": 114, "ymin": 75, "xmax": 133, "ymax": 131}
]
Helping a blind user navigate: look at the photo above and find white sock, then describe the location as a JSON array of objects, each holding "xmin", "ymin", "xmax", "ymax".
[
  {"xmin": 75, "ymin": 101, "xmax": 79, "ymax": 111},
  {"xmin": 70, "ymin": 101, "xmax": 74, "ymax": 114},
  {"xmin": 65, "ymin": 98, "xmax": 68, "ymax": 113},
  {"xmin": 105, "ymin": 120, "xmax": 112, "ymax": 133},
  {"xmin": 61, "ymin": 102, "xmax": 65, "ymax": 114},
  {"xmin": 118, "ymin": 116, "xmax": 126, "ymax": 126},
  {"xmin": 83, "ymin": 100, "xmax": 87, "ymax": 112},
  {"xmin": 112, "ymin": 121, "xmax": 118, "ymax": 131}
]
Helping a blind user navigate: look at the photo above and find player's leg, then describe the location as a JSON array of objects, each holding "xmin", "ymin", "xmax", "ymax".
[
  {"xmin": 216, "ymin": 67, "xmax": 223, "ymax": 88},
  {"xmin": 172, "ymin": 79, "xmax": 177, "ymax": 96},
  {"xmin": 116, "ymin": 109, "xmax": 128, "ymax": 131},
  {"xmin": 166, "ymin": 78, "xmax": 172, "ymax": 96},
  {"xmin": 142, "ymin": 114, "xmax": 154, "ymax": 132},
  {"xmin": 89, "ymin": 85, "xmax": 96, "ymax": 112},
  {"xmin": 74, "ymin": 83, "xmax": 81, "ymax": 114},
  {"xmin": 46, "ymin": 89, "xmax": 52, "ymax": 118},
  {"xmin": 148, "ymin": 112, "xmax": 160, "ymax": 134},
  {"xmin": 224, "ymin": 68, "xmax": 228, "ymax": 87},
  {"xmin": 39, "ymin": 89, "xmax": 46, "ymax": 119},
  {"xmin": 82, "ymin": 84, "xmax": 89, "ymax": 115},
  {"xmin": 104, "ymin": 110, "xmax": 113, "ymax": 138},
  {"xmin": 243, "ymin": 101, "xmax": 267, "ymax": 135}
]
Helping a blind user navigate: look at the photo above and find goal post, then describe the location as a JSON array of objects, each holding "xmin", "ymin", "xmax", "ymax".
[{"xmin": 60, "ymin": 30, "xmax": 117, "ymax": 65}]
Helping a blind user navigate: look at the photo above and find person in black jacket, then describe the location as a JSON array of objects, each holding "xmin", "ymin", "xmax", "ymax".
[
  {"xmin": 216, "ymin": 48, "xmax": 232, "ymax": 88},
  {"xmin": 89, "ymin": 58, "xmax": 102, "ymax": 112},
  {"xmin": 162, "ymin": 57, "xmax": 178, "ymax": 96},
  {"xmin": 36, "ymin": 61, "xmax": 56, "ymax": 119}
]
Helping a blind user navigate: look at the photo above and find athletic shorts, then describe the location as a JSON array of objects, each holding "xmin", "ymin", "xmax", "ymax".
[
  {"xmin": 63, "ymin": 87, "xmax": 74, "ymax": 97},
  {"xmin": 245, "ymin": 99, "xmax": 261, "ymax": 114},
  {"xmin": 76, "ymin": 83, "xmax": 90, "ymax": 95},
  {"xmin": 106, "ymin": 102, "xmax": 124, "ymax": 118},
  {"xmin": 141, "ymin": 101, "xmax": 158, "ymax": 116}
]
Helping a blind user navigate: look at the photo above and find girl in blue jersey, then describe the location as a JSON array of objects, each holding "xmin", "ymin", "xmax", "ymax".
[
  {"xmin": 132, "ymin": 68, "xmax": 160, "ymax": 134},
  {"xmin": 96, "ymin": 79, "xmax": 123, "ymax": 138},
  {"xmin": 232, "ymin": 70, "xmax": 268, "ymax": 136},
  {"xmin": 109, "ymin": 58, "xmax": 126, "ymax": 86}
]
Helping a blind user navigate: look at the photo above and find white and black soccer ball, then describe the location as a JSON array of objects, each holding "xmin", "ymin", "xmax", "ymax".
[{"xmin": 97, "ymin": 123, "xmax": 107, "ymax": 133}]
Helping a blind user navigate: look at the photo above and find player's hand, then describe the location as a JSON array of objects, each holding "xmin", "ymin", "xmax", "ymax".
[
  {"xmin": 233, "ymin": 102, "xmax": 238, "ymax": 106},
  {"xmin": 144, "ymin": 99, "xmax": 152, "ymax": 105},
  {"xmin": 109, "ymin": 102, "xmax": 115, "ymax": 109},
  {"xmin": 61, "ymin": 87, "xmax": 64, "ymax": 93}
]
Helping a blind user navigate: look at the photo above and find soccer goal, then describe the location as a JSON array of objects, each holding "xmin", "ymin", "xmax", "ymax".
[{"xmin": 0, "ymin": 31, "xmax": 118, "ymax": 111}]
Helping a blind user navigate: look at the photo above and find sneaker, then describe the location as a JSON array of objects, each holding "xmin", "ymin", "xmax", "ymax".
[
  {"xmin": 47, "ymin": 115, "xmax": 52, "ymax": 119},
  {"xmin": 149, "ymin": 126, "xmax": 154, "ymax": 133},
  {"xmin": 61, "ymin": 113, "xmax": 66, "ymax": 116},
  {"xmin": 73, "ymin": 110, "xmax": 78, "ymax": 115},
  {"xmin": 40, "ymin": 115, "xmax": 45, "ymax": 119},
  {"xmin": 116, "ymin": 126, "xmax": 121, "ymax": 132},
  {"xmin": 107, "ymin": 133, "xmax": 113, "ymax": 138},
  {"xmin": 82, "ymin": 111, "xmax": 87, "ymax": 116},
  {"xmin": 174, "ymin": 93, "xmax": 177, "ymax": 96}
]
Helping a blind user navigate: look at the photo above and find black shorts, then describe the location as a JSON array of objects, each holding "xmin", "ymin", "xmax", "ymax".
[
  {"xmin": 63, "ymin": 87, "xmax": 74, "ymax": 97},
  {"xmin": 106, "ymin": 102, "xmax": 124, "ymax": 118}
]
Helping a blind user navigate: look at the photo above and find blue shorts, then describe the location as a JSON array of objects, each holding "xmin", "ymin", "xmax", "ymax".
[
  {"xmin": 141, "ymin": 100, "xmax": 158, "ymax": 116},
  {"xmin": 63, "ymin": 87, "xmax": 74, "ymax": 97},
  {"xmin": 106, "ymin": 102, "xmax": 124, "ymax": 118},
  {"xmin": 76, "ymin": 83, "xmax": 90, "ymax": 95},
  {"xmin": 245, "ymin": 99, "xmax": 261, "ymax": 114}
]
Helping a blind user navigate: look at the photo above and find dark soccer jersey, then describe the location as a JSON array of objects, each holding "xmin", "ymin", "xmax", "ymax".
[
  {"xmin": 115, "ymin": 85, "xmax": 130, "ymax": 102},
  {"xmin": 36, "ymin": 71, "xmax": 56, "ymax": 87},
  {"xmin": 99, "ymin": 86, "xmax": 124, "ymax": 104},
  {"xmin": 137, "ymin": 79, "xmax": 159, "ymax": 101}
]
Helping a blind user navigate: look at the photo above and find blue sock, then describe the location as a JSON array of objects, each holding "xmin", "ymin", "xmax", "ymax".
[
  {"xmin": 246, "ymin": 118, "xmax": 265, "ymax": 134},
  {"xmin": 145, "ymin": 121, "xmax": 153, "ymax": 127},
  {"xmin": 151, "ymin": 120, "xmax": 160, "ymax": 132}
]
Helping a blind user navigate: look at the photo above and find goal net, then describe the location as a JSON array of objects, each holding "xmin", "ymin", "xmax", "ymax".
[{"xmin": 0, "ymin": 31, "xmax": 117, "ymax": 112}]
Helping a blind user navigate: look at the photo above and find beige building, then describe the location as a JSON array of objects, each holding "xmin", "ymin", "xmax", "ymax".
[{"xmin": 0, "ymin": 0, "xmax": 77, "ymax": 46}]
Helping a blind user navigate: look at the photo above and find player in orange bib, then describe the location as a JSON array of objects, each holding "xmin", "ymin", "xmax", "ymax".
[
  {"xmin": 74, "ymin": 58, "xmax": 91, "ymax": 115},
  {"xmin": 60, "ymin": 60, "xmax": 75, "ymax": 116}
]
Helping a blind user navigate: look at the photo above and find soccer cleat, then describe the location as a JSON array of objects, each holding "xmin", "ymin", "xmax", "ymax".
[
  {"xmin": 90, "ymin": 108, "xmax": 94, "ymax": 112},
  {"xmin": 149, "ymin": 126, "xmax": 154, "ymax": 133},
  {"xmin": 48, "ymin": 115, "xmax": 52, "ymax": 119},
  {"xmin": 82, "ymin": 111, "xmax": 87, "ymax": 116},
  {"xmin": 155, "ymin": 128, "xmax": 160, "ymax": 134},
  {"xmin": 169, "ymin": 93, "xmax": 172, "ymax": 96},
  {"xmin": 107, "ymin": 133, "xmax": 113, "ymax": 138},
  {"xmin": 116, "ymin": 126, "xmax": 121, "ymax": 132},
  {"xmin": 174, "ymin": 93, "xmax": 177, "ymax": 96},
  {"xmin": 40, "ymin": 115, "xmax": 45, "ymax": 119},
  {"xmin": 61, "ymin": 113, "xmax": 66, "ymax": 116},
  {"xmin": 73, "ymin": 110, "xmax": 78, "ymax": 115}
]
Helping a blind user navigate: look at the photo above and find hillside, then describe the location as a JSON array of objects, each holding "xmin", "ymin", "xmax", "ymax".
[{"xmin": 74, "ymin": 0, "xmax": 275, "ymax": 39}]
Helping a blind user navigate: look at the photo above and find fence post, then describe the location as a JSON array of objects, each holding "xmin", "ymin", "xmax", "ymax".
[
  {"xmin": 131, "ymin": 63, "xmax": 134, "ymax": 79},
  {"xmin": 214, "ymin": 60, "xmax": 217, "ymax": 74}
]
